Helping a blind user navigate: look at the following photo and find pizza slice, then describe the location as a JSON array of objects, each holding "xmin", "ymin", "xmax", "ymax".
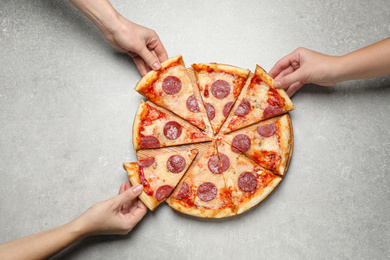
[
  {"xmin": 123, "ymin": 148, "xmax": 198, "ymax": 211},
  {"xmin": 192, "ymin": 63, "xmax": 249, "ymax": 135},
  {"xmin": 133, "ymin": 100, "xmax": 212, "ymax": 150},
  {"xmin": 215, "ymin": 138, "xmax": 282, "ymax": 214},
  {"xmin": 135, "ymin": 55, "xmax": 207, "ymax": 130},
  {"xmin": 224, "ymin": 65, "xmax": 295, "ymax": 133},
  {"xmin": 222, "ymin": 114, "xmax": 293, "ymax": 176},
  {"xmin": 166, "ymin": 143, "xmax": 235, "ymax": 218}
]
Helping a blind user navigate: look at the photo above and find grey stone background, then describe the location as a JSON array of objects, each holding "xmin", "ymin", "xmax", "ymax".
[{"xmin": 1, "ymin": 0, "xmax": 389, "ymax": 259}]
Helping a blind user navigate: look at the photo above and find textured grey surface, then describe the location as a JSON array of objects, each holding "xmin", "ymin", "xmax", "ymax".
[{"xmin": 1, "ymin": 0, "xmax": 390, "ymax": 259}]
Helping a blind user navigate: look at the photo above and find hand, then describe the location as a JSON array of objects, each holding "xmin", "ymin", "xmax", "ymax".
[
  {"xmin": 73, "ymin": 181, "xmax": 147, "ymax": 236},
  {"xmin": 269, "ymin": 47, "xmax": 339, "ymax": 96},
  {"xmin": 103, "ymin": 15, "xmax": 168, "ymax": 76}
]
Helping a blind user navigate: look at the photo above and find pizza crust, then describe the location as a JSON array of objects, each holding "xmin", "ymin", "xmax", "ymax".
[
  {"xmin": 123, "ymin": 162, "xmax": 158, "ymax": 211},
  {"xmin": 168, "ymin": 200, "xmax": 235, "ymax": 218},
  {"xmin": 132, "ymin": 100, "xmax": 147, "ymax": 151},
  {"xmin": 134, "ymin": 55, "xmax": 183, "ymax": 93},
  {"xmin": 236, "ymin": 176, "xmax": 282, "ymax": 214}
]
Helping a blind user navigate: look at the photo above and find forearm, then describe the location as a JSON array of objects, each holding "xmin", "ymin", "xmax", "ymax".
[
  {"xmin": 69, "ymin": 0, "xmax": 120, "ymax": 35},
  {"xmin": 335, "ymin": 37, "xmax": 390, "ymax": 82},
  {"xmin": 0, "ymin": 221, "xmax": 87, "ymax": 260}
]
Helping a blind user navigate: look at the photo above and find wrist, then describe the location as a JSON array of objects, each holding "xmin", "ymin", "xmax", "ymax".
[{"xmin": 328, "ymin": 55, "xmax": 346, "ymax": 83}]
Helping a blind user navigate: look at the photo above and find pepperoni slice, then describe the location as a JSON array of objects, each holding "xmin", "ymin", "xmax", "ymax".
[
  {"xmin": 235, "ymin": 98, "xmax": 251, "ymax": 116},
  {"xmin": 211, "ymin": 80, "xmax": 230, "ymax": 99},
  {"xmin": 137, "ymin": 157, "xmax": 155, "ymax": 168},
  {"xmin": 176, "ymin": 182, "xmax": 190, "ymax": 200},
  {"xmin": 155, "ymin": 185, "xmax": 174, "ymax": 201},
  {"xmin": 140, "ymin": 136, "xmax": 160, "ymax": 148},
  {"xmin": 219, "ymin": 153, "xmax": 230, "ymax": 172},
  {"xmin": 231, "ymin": 134, "xmax": 251, "ymax": 153},
  {"xmin": 163, "ymin": 121, "xmax": 182, "ymax": 140},
  {"xmin": 263, "ymin": 105, "xmax": 282, "ymax": 119},
  {"xmin": 186, "ymin": 95, "xmax": 200, "ymax": 113},
  {"xmin": 166, "ymin": 155, "xmax": 186, "ymax": 173},
  {"xmin": 208, "ymin": 155, "xmax": 222, "ymax": 174},
  {"xmin": 257, "ymin": 123, "xmax": 277, "ymax": 137},
  {"xmin": 223, "ymin": 102, "xmax": 234, "ymax": 117},
  {"xmin": 208, "ymin": 154, "xmax": 230, "ymax": 174},
  {"xmin": 238, "ymin": 172, "xmax": 257, "ymax": 192},
  {"xmin": 205, "ymin": 103, "xmax": 215, "ymax": 120},
  {"xmin": 197, "ymin": 182, "xmax": 217, "ymax": 202},
  {"xmin": 162, "ymin": 76, "xmax": 182, "ymax": 95}
]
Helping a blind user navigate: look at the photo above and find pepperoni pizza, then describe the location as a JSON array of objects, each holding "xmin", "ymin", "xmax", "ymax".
[
  {"xmin": 222, "ymin": 114, "xmax": 293, "ymax": 176},
  {"xmin": 135, "ymin": 56, "xmax": 207, "ymax": 130},
  {"xmin": 127, "ymin": 57, "xmax": 295, "ymax": 218},
  {"xmin": 224, "ymin": 65, "xmax": 295, "ymax": 133},
  {"xmin": 215, "ymin": 138, "xmax": 282, "ymax": 214},
  {"xmin": 133, "ymin": 100, "xmax": 212, "ymax": 150},
  {"xmin": 124, "ymin": 148, "xmax": 198, "ymax": 210},
  {"xmin": 192, "ymin": 63, "xmax": 249, "ymax": 134},
  {"xmin": 166, "ymin": 144, "xmax": 235, "ymax": 218}
]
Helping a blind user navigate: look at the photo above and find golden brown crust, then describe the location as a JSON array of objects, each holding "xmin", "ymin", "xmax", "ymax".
[
  {"xmin": 134, "ymin": 55, "xmax": 183, "ymax": 92},
  {"xmin": 283, "ymin": 113, "xmax": 294, "ymax": 176},
  {"xmin": 255, "ymin": 65, "xmax": 295, "ymax": 112},
  {"xmin": 122, "ymin": 162, "xmax": 158, "ymax": 211},
  {"xmin": 168, "ymin": 200, "xmax": 235, "ymax": 218},
  {"xmin": 132, "ymin": 100, "xmax": 147, "ymax": 151},
  {"xmin": 192, "ymin": 63, "xmax": 250, "ymax": 79},
  {"xmin": 236, "ymin": 176, "xmax": 282, "ymax": 214}
]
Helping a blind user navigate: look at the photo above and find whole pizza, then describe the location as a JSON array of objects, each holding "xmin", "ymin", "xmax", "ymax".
[{"xmin": 123, "ymin": 55, "xmax": 295, "ymax": 218}]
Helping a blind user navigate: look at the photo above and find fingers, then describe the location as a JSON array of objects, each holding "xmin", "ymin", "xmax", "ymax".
[
  {"xmin": 286, "ymin": 81, "xmax": 304, "ymax": 97},
  {"xmin": 269, "ymin": 50, "xmax": 299, "ymax": 79},
  {"xmin": 273, "ymin": 69, "xmax": 305, "ymax": 90},
  {"xmin": 153, "ymin": 38, "xmax": 168, "ymax": 63},
  {"xmin": 138, "ymin": 46, "xmax": 161, "ymax": 71},
  {"xmin": 126, "ymin": 200, "xmax": 147, "ymax": 223},
  {"xmin": 114, "ymin": 184, "xmax": 143, "ymax": 210}
]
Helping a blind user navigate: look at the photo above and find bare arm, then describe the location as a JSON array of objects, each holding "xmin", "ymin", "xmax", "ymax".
[
  {"xmin": 336, "ymin": 37, "xmax": 390, "ymax": 82},
  {"xmin": 69, "ymin": 0, "xmax": 168, "ymax": 76},
  {"xmin": 269, "ymin": 37, "xmax": 390, "ymax": 96},
  {"xmin": 0, "ymin": 182, "xmax": 146, "ymax": 260}
]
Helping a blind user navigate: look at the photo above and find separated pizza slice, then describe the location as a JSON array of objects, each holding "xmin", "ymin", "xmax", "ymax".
[
  {"xmin": 135, "ymin": 55, "xmax": 207, "ymax": 130},
  {"xmin": 192, "ymin": 63, "xmax": 249, "ymax": 135},
  {"xmin": 222, "ymin": 114, "xmax": 293, "ymax": 176},
  {"xmin": 123, "ymin": 148, "xmax": 198, "ymax": 211},
  {"xmin": 133, "ymin": 100, "xmax": 212, "ymax": 150},
  {"xmin": 166, "ymin": 143, "xmax": 235, "ymax": 218},
  {"xmin": 216, "ymin": 138, "xmax": 282, "ymax": 214},
  {"xmin": 224, "ymin": 65, "xmax": 295, "ymax": 133}
]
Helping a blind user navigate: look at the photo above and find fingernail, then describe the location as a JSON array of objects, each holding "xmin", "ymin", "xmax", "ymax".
[
  {"xmin": 274, "ymin": 81, "xmax": 281, "ymax": 88},
  {"xmin": 151, "ymin": 61, "xmax": 160, "ymax": 70},
  {"xmin": 132, "ymin": 184, "xmax": 143, "ymax": 194}
]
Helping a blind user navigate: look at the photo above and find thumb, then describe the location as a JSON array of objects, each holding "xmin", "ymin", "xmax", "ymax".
[
  {"xmin": 114, "ymin": 184, "xmax": 143, "ymax": 210},
  {"xmin": 274, "ymin": 69, "xmax": 305, "ymax": 89},
  {"xmin": 138, "ymin": 47, "xmax": 161, "ymax": 71}
]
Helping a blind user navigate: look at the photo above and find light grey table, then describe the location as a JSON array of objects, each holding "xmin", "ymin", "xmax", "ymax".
[{"xmin": 1, "ymin": 1, "xmax": 389, "ymax": 259}]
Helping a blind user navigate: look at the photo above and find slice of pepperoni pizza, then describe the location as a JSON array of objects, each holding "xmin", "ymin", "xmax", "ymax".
[
  {"xmin": 216, "ymin": 138, "xmax": 282, "ymax": 214},
  {"xmin": 192, "ymin": 63, "xmax": 249, "ymax": 135},
  {"xmin": 166, "ymin": 143, "xmax": 235, "ymax": 218},
  {"xmin": 135, "ymin": 55, "xmax": 207, "ymax": 130},
  {"xmin": 222, "ymin": 114, "xmax": 293, "ymax": 176},
  {"xmin": 123, "ymin": 148, "xmax": 198, "ymax": 211},
  {"xmin": 133, "ymin": 100, "xmax": 212, "ymax": 150},
  {"xmin": 224, "ymin": 65, "xmax": 295, "ymax": 133}
]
